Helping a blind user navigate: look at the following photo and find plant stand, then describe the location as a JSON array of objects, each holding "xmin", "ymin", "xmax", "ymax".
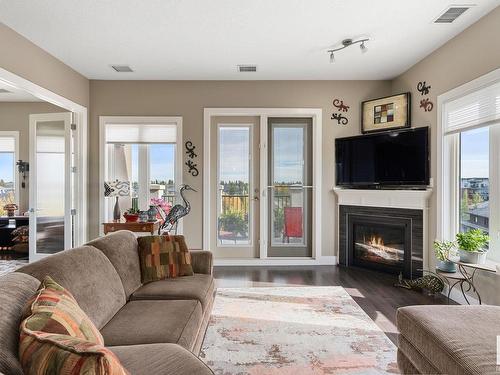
[{"xmin": 436, "ymin": 261, "xmax": 496, "ymax": 305}]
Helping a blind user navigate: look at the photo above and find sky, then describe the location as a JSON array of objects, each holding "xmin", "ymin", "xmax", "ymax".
[
  {"xmin": 131, "ymin": 143, "xmax": 176, "ymax": 183},
  {"xmin": 0, "ymin": 153, "xmax": 14, "ymax": 184},
  {"xmin": 219, "ymin": 126, "xmax": 305, "ymax": 184},
  {"xmin": 461, "ymin": 126, "xmax": 489, "ymax": 179}
]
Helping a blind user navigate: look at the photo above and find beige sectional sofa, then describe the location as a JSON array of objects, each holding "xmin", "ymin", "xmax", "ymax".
[
  {"xmin": 397, "ymin": 305, "xmax": 500, "ymax": 374},
  {"xmin": 0, "ymin": 230, "xmax": 215, "ymax": 375}
]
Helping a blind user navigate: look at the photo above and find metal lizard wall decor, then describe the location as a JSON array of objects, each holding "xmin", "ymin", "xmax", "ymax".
[
  {"xmin": 185, "ymin": 141, "xmax": 199, "ymax": 176},
  {"xmin": 331, "ymin": 98, "xmax": 350, "ymax": 125}
]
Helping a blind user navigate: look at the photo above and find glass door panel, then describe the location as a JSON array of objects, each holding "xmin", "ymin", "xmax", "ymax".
[
  {"xmin": 217, "ymin": 126, "xmax": 251, "ymax": 245},
  {"xmin": 29, "ymin": 113, "xmax": 72, "ymax": 261},
  {"xmin": 268, "ymin": 119, "xmax": 312, "ymax": 257}
]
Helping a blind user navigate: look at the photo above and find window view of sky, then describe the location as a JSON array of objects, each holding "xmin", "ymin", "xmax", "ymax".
[
  {"xmin": 219, "ymin": 127, "xmax": 250, "ymax": 183},
  {"xmin": 461, "ymin": 127, "xmax": 489, "ymax": 178},
  {"xmin": 218, "ymin": 126, "xmax": 305, "ymax": 183},
  {"xmin": 273, "ymin": 127, "xmax": 304, "ymax": 184},
  {"xmin": 131, "ymin": 144, "xmax": 176, "ymax": 183},
  {"xmin": 0, "ymin": 153, "xmax": 14, "ymax": 185}
]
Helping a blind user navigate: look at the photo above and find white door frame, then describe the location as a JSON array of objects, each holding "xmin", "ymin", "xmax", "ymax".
[
  {"xmin": 203, "ymin": 108, "xmax": 323, "ymax": 265},
  {"xmin": 29, "ymin": 112, "xmax": 72, "ymax": 261},
  {"xmin": 0, "ymin": 67, "xmax": 88, "ymax": 251}
]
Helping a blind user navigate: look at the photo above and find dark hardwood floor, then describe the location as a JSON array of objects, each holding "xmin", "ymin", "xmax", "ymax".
[{"xmin": 213, "ymin": 265, "xmax": 451, "ymax": 344}]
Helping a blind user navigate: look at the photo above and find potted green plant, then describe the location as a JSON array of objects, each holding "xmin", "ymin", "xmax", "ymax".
[
  {"xmin": 433, "ymin": 240, "xmax": 457, "ymax": 272},
  {"xmin": 456, "ymin": 229, "xmax": 490, "ymax": 264}
]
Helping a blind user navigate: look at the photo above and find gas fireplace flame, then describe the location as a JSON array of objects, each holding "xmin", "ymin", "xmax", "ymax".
[{"xmin": 366, "ymin": 234, "xmax": 384, "ymax": 247}]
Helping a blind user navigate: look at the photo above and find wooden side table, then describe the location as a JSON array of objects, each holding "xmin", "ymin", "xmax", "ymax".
[{"xmin": 103, "ymin": 220, "xmax": 160, "ymax": 235}]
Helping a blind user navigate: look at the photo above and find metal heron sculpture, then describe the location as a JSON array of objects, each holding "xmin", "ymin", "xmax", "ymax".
[{"xmin": 159, "ymin": 184, "xmax": 197, "ymax": 234}]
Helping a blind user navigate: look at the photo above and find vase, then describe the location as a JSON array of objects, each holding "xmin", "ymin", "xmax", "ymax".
[
  {"xmin": 147, "ymin": 205, "xmax": 157, "ymax": 222},
  {"xmin": 138, "ymin": 211, "xmax": 148, "ymax": 222},
  {"xmin": 436, "ymin": 260, "xmax": 456, "ymax": 273},
  {"xmin": 458, "ymin": 249, "xmax": 487, "ymax": 264}
]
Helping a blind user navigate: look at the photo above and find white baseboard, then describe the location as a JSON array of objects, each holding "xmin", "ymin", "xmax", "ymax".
[
  {"xmin": 214, "ymin": 256, "xmax": 337, "ymax": 267},
  {"xmin": 442, "ymin": 285, "xmax": 479, "ymax": 305}
]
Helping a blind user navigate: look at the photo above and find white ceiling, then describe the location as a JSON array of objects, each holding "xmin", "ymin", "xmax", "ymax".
[
  {"xmin": 0, "ymin": 0, "xmax": 498, "ymax": 80},
  {"xmin": 0, "ymin": 81, "xmax": 41, "ymax": 102}
]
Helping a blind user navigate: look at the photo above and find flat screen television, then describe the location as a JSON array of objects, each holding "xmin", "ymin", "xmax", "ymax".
[{"xmin": 336, "ymin": 127, "xmax": 429, "ymax": 188}]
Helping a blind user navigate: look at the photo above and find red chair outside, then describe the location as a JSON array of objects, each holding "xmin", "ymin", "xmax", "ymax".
[{"xmin": 283, "ymin": 207, "xmax": 303, "ymax": 243}]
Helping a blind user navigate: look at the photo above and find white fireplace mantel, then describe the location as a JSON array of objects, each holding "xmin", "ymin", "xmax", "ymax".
[
  {"xmin": 333, "ymin": 187, "xmax": 433, "ymax": 270},
  {"xmin": 333, "ymin": 187, "xmax": 433, "ymax": 210}
]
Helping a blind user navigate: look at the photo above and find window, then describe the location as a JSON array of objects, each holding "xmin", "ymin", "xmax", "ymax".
[
  {"xmin": 440, "ymin": 72, "xmax": 500, "ymax": 261},
  {"xmin": 459, "ymin": 127, "xmax": 489, "ymax": 236},
  {"xmin": 0, "ymin": 132, "xmax": 18, "ymax": 216},
  {"xmin": 100, "ymin": 117, "xmax": 182, "ymax": 227}
]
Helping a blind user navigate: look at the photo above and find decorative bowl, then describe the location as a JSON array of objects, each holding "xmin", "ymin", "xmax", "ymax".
[{"xmin": 123, "ymin": 213, "xmax": 139, "ymax": 223}]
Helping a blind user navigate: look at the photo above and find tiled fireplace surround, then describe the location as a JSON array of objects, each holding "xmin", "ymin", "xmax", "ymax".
[{"xmin": 334, "ymin": 188, "xmax": 433, "ymax": 279}]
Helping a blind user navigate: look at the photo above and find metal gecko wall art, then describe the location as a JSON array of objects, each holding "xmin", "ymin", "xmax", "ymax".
[
  {"xmin": 331, "ymin": 98, "xmax": 350, "ymax": 125},
  {"xmin": 416, "ymin": 81, "xmax": 433, "ymax": 112},
  {"xmin": 185, "ymin": 141, "xmax": 199, "ymax": 176}
]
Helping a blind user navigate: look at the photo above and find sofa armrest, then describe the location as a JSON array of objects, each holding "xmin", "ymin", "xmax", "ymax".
[{"xmin": 190, "ymin": 250, "xmax": 213, "ymax": 275}]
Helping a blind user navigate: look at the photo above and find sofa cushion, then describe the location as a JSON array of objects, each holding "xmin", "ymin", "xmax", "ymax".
[
  {"xmin": 397, "ymin": 305, "xmax": 500, "ymax": 375},
  {"xmin": 137, "ymin": 235, "xmax": 194, "ymax": 282},
  {"xmin": 86, "ymin": 231, "xmax": 142, "ymax": 299},
  {"xmin": 0, "ymin": 272, "xmax": 40, "ymax": 375},
  {"xmin": 101, "ymin": 300, "xmax": 202, "ymax": 351},
  {"xmin": 109, "ymin": 343, "xmax": 214, "ymax": 375},
  {"xmin": 131, "ymin": 273, "xmax": 215, "ymax": 310},
  {"xmin": 23, "ymin": 276, "xmax": 103, "ymax": 345},
  {"xmin": 19, "ymin": 332, "xmax": 129, "ymax": 375},
  {"xmin": 16, "ymin": 246, "xmax": 126, "ymax": 329}
]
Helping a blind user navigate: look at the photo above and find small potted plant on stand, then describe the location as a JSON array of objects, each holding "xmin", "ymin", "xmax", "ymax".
[
  {"xmin": 456, "ymin": 229, "xmax": 490, "ymax": 264},
  {"xmin": 434, "ymin": 240, "xmax": 457, "ymax": 272},
  {"xmin": 123, "ymin": 208, "xmax": 140, "ymax": 223}
]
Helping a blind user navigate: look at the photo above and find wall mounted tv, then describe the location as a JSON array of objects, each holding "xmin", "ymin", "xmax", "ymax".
[{"xmin": 335, "ymin": 127, "xmax": 429, "ymax": 188}]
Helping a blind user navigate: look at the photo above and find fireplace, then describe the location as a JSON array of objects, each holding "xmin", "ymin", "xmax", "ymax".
[{"xmin": 339, "ymin": 205, "xmax": 423, "ymax": 279}]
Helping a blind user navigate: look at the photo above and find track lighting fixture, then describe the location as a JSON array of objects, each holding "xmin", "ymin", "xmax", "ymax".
[{"xmin": 328, "ymin": 38, "xmax": 369, "ymax": 62}]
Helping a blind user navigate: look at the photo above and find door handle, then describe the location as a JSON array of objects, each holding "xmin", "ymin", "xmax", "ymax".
[{"xmin": 251, "ymin": 196, "xmax": 259, "ymax": 201}]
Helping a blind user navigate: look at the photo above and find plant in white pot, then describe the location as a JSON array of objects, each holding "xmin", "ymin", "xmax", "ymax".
[
  {"xmin": 456, "ymin": 229, "xmax": 490, "ymax": 264},
  {"xmin": 434, "ymin": 240, "xmax": 457, "ymax": 272}
]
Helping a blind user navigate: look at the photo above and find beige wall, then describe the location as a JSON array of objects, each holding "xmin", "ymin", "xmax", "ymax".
[
  {"xmin": 0, "ymin": 102, "xmax": 67, "ymax": 212},
  {"xmin": 0, "ymin": 23, "xmax": 89, "ymax": 107},
  {"xmin": 391, "ymin": 6, "xmax": 500, "ymax": 303},
  {"xmin": 89, "ymin": 80, "xmax": 392, "ymax": 252}
]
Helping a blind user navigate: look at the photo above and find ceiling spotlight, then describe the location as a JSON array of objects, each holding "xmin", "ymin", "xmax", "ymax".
[{"xmin": 327, "ymin": 38, "xmax": 369, "ymax": 62}]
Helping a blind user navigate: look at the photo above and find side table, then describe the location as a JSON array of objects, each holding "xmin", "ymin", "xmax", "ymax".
[
  {"xmin": 103, "ymin": 220, "xmax": 161, "ymax": 235},
  {"xmin": 437, "ymin": 261, "xmax": 496, "ymax": 305}
]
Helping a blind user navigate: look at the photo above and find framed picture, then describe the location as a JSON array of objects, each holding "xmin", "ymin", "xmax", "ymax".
[{"xmin": 361, "ymin": 92, "xmax": 410, "ymax": 134}]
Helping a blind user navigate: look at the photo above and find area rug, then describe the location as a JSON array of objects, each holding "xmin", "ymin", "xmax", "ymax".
[
  {"xmin": 200, "ymin": 287, "xmax": 398, "ymax": 375},
  {"xmin": 0, "ymin": 260, "xmax": 27, "ymax": 277}
]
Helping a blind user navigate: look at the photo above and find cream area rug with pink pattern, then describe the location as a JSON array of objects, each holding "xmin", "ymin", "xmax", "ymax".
[{"xmin": 200, "ymin": 287, "xmax": 399, "ymax": 375}]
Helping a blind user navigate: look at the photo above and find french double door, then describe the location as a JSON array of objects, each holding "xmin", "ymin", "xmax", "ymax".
[{"xmin": 210, "ymin": 116, "xmax": 313, "ymax": 258}]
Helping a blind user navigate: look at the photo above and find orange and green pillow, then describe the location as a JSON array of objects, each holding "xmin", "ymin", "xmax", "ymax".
[
  {"xmin": 137, "ymin": 235, "xmax": 194, "ymax": 283},
  {"xmin": 22, "ymin": 276, "xmax": 103, "ymax": 345},
  {"xmin": 19, "ymin": 276, "xmax": 129, "ymax": 375},
  {"xmin": 19, "ymin": 332, "xmax": 129, "ymax": 375}
]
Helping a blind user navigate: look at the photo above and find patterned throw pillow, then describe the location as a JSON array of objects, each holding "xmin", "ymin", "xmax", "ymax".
[
  {"xmin": 19, "ymin": 277, "xmax": 129, "ymax": 375},
  {"xmin": 22, "ymin": 276, "xmax": 103, "ymax": 345},
  {"xmin": 137, "ymin": 235, "xmax": 194, "ymax": 283},
  {"xmin": 19, "ymin": 332, "xmax": 129, "ymax": 375}
]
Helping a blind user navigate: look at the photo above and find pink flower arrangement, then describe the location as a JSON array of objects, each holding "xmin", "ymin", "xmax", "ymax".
[{"xmin": 150, "ymin": 197, "xmax": 172, "ymax": 220}]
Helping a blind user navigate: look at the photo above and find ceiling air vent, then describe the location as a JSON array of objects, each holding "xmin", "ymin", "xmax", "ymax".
[
  {"xmin": 238, "ymin": 65, "xmax": 257, "ymax": 73},
  {"xmin": 0, "ymin": 89, "xmax": 11, "ymax": 93},
  {"xmin": 434, "ymin": 6, "xmax": 470, "ymax": 23},
  {"xmin": 111, "ymin": 65, "xmax": 134, "ymax": 72}
]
